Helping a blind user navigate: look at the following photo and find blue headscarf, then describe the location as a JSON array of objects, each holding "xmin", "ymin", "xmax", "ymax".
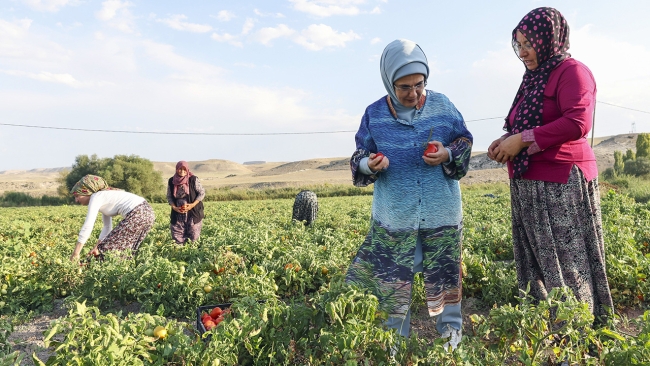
[{"xmin": 380, "ymin": 39, "xmax": 430, "ymax": 122}]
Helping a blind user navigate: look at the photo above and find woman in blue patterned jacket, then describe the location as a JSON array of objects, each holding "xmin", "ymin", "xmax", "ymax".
[{"xmin": 346, "ymin": 39, "xmax": 473, "ymax": 350}]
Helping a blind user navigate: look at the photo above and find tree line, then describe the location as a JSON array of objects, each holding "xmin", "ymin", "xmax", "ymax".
[
  {"xmin": 1, "ymin": 154, "xmax": 163, "ymax": 207},
  {"xmin": 1, "ymin": 154, "xmax": 373, "ymax": 207}
]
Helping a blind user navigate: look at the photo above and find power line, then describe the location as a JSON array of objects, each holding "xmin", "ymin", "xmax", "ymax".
[
  {"xmin": 0, "ymin": 116, "xmax": 506, "ymax": 136},
  {"xmin": 0, "ymin": 123, "xmax": 353, "ymax": 136},
  {"xmin": 597, "ymin": 101, "xmax": 650, "ymax": 114},
  {"xmin": 0, "ymin": 100, "xmax": 646, "ymax": 137}
]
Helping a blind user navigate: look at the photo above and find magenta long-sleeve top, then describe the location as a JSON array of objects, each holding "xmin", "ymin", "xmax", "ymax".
[{"xmin": 507, "ymin": 58, "xmax": 598, "ymax": 183}]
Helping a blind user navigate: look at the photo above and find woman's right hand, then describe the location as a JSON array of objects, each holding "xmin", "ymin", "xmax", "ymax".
[
  {"xmin": 70, "ymin": 241, "xmax": 84, "ymax": 262},
  {"xmin": 487, "ymin": 137, "xmax": 506, "ymax": 162},
  {"xmin": 368, "ymin": 153, "xmax": 389, "ymax": 172},
  {"xmin": 172, "ymin": 205, "xmax": 184, "ymax": 213}
]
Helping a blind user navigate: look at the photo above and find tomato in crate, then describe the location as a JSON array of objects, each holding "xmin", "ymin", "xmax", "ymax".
[{"xmin": 196, "ymin": 303, "xmax": 232, "ymax": 341}]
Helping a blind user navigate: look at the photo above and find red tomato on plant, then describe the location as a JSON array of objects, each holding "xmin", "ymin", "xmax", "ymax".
[{"xmin": 424, "ymin": 143, "xmax": 438, "ymax": 155}]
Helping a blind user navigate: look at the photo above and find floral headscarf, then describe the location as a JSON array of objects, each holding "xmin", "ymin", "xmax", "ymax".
[
  {"xmin": 505, "ymin": 7, "xmax": 570, "ymax": 178},
  {"xmin": 70, "ymin": 175, "xmax": 120, "ymax": 196},
  {"xmin": 172, "ymin": 161, "xmax": 193, "ymax": 197}
]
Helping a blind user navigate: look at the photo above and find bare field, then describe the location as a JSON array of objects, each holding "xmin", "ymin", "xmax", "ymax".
[{"xmin": 0, "ymin": 134, "xmax": 638, "ymax": 196}]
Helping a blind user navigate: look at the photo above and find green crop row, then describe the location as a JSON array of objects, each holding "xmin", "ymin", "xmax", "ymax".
[{"xmin": 0, "ymin": 188, "xmax": 648, "ymax": 364}]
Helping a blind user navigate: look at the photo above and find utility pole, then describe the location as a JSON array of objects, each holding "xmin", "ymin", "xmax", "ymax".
[{"xmin": 590, "ymin": 103, "xmax": 596, "ymax": 147}]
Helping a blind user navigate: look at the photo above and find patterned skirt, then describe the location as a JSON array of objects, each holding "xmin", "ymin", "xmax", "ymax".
[
  {"xmin": 170, "ymin": 197, "xmax": 203, "ymax": 244},
  {"xmin": 170, "ymin": 214, "xmax": 203, "ymax": 244},
  {"xmin": 97, "ymin": 201, "xmax": 156, "ymax": 256},
  {"xmin": 346, "ymin": 221, "xmax": 462, "ymax": 319},
  {"xmin": 291, "ymin": 190, "xmax": 319, "ymax": 225},
  {"xmin": 510, "ymin": 166, "xmax": 613, "ymax": 320}
]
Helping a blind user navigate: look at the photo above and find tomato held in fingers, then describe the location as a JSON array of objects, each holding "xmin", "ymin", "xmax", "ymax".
[
  {"xmin": 424, "ymin": 143, "xmax": 438, "ymax": 155},
  {"xmin": 374, "ymin": 152, "xmax": 384, "ymax": 161}
]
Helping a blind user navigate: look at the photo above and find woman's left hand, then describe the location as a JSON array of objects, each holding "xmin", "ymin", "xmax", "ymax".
[
  {"xmin": 422, "ymin": 141, "xmax": 448, "ymax": 166},
  {"xmin": 492, "ymin": 133, "xmax": 529, "ymax": 163},
  {"xmin": 88, "ymin": 245, "xmax": 100, "ymax": 257}
]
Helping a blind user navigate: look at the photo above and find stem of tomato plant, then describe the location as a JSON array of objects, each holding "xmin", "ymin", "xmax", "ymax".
[
  {"xmin": 424, "ymin": 127, "xmax": 434, "ymax": 149},
  {"xmin": 531, "ymin": 321, "xmax": 566, "ymax": 365}
]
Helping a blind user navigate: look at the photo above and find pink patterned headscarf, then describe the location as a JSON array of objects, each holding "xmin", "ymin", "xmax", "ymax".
[
  {"xmin": 504, "ymin": 7, "xmax": 570, "ymax": 178},
  {"xmin": 172, "ymin": 161, "xmax": 193, "ymax": 197}
]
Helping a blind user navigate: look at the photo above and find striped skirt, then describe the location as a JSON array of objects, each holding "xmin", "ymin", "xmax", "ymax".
[{"xmin": 510, "ymin": 166, "xmax": 613, "ymax": 321}]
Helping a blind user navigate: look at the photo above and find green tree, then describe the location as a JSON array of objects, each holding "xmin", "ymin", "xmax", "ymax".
[
  {"xmin": 636, "ymin": 133, "xmax": 650, "ymax": 159},
  {"xmin": 624, "ymin": 149, "xmax": 636, "ymax": 162},
  {"xmin": 60, "ymin": 154, "xmax": 164, "ymax": 200},
  {"xmin": 613, "ymin": 150, "xmax": 624, "ymax": 175},
  {"xmin": 602, "ymin": 167, "xmax": 616, "ymax": 180},
  {"xmin": 624, "ymin": 157, "xmax": 650, "ymax": 177},
  {"xmin": 101, "ymin": 155, "xmax": 164, "ymax": 198}
]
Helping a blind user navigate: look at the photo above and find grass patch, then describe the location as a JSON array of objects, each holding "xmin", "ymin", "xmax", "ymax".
[
  {"xmin": 600, "ymin": 174, "xmax": 650, "ymax": 203},
  {"xmin": 202, "ymin": 183, "xmax": 374, "ymax": 202}
]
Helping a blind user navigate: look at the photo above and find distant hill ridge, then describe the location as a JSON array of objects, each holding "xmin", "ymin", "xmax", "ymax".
[{"xmin": 0, "ymin": 133, "xmax": 640, "ymax": 176}]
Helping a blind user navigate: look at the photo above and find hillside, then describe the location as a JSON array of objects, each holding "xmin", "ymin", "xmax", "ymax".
[{"xmin": 0, "ymin": 134, "xmax": 639, "ymax": 196}]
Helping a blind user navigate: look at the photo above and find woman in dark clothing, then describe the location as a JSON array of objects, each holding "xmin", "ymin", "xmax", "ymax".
[{"xmin": 167, "ymin": 161, "xmax": 205, "ymax": 244}]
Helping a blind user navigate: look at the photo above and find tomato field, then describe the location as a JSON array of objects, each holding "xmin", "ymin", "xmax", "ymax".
[{"xmin": 0, "ymin": 186, "xmax": 649, "ymax": 365}]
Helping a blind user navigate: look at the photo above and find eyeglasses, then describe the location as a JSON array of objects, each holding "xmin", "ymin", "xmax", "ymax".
[
  {"xmin": 512, "ymin": 40, "xmax": 533, "ymax": 52},
  {"xmin": 393, "ymin": 81, "xmax": 426, "ymax": 93}
]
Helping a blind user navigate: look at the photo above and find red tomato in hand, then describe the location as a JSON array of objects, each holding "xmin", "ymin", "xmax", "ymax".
[
  {"xmin": 424, "ymin": 143, "xmax": 438, "ymax": 155},
  {"xmin": 375, "ymin": 152, "xmax": 384, "ymax": 160}
]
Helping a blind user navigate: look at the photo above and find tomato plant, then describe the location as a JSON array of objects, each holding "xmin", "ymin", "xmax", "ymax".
[{"xmin": 0, "ymin": 189, "xmax": 648, "ymax": 365}]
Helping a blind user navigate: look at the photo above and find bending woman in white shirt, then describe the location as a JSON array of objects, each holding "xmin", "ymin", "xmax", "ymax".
[{"xmin": 70, "ymin": 175, "xmax": 156, "ymax": 261}]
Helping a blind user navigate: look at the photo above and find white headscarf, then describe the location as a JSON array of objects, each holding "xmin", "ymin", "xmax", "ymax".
[{"xmin": 380, "ymin": 39, "xmax": 430, "ymax": 122}]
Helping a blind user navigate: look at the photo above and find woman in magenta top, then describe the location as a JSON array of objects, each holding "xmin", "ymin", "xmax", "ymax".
[{"xmin": 488, "ymin": 7, "xmax": 613, "ymax": 323}]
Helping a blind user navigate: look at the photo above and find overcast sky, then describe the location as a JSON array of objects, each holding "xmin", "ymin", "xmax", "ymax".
[{"xmin": 1, "ymin": 0, "xmax": 649, "ymax": 171}]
